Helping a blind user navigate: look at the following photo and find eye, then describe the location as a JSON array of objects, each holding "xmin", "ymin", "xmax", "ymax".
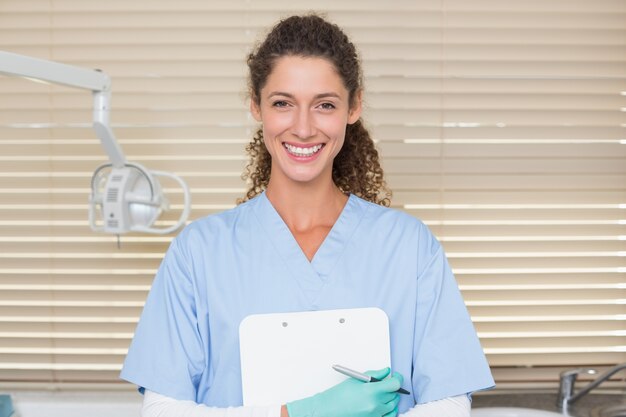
[
  {"xmin": 319, "ymin": 102, "xmax": 336, "ymax": 110},
  {"xmin": 272, "ymin": 100, "xmax": 289, "ymax": 108}
]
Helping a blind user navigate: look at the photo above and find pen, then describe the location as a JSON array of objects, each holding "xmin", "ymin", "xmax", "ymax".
[{"xmin": 332, "ymin": 364, "xmax": 411, "ymax": 395}]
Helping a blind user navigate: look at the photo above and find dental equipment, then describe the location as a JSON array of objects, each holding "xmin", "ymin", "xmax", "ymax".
[{"xmin": 0, "ymin": 51, "xmax": 191, "ymax": 236}]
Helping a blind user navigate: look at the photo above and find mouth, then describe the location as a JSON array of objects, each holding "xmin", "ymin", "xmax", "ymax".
[{"xmin": 282, "ymin": 142, "xmax": 325, "ymax": 158}]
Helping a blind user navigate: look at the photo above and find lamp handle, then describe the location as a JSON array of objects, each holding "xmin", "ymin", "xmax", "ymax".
[{"xmin": 131, "ymin": 170, "xmax": 191, "ymax": 235}]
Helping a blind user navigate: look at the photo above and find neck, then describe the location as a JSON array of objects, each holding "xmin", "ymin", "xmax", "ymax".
[{"xmin": 265, "ymin": 178, "xmax": 348, "ymax": 232}]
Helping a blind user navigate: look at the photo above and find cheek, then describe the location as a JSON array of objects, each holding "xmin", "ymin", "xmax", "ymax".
[
  {"xmin": 318, "ymin": 116, "xmax": 349, "ymax": 142},
  {"xmin": 261, "ymin": 112, "xmax": 293, "ymax": 138},
  {"xmin": 261, "ymin": 116, "xmax": 291, "ymax": 158}
]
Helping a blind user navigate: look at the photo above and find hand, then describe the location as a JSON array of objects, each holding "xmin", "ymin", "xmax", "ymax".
[{"xmin": 286, "ymin": 368, "xmax": 403, "ymax": 417}]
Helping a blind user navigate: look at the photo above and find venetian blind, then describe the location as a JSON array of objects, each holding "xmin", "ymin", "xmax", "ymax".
[{"xmin": 0, "ymin": 0, "xmax": 624, "ymax": 390}]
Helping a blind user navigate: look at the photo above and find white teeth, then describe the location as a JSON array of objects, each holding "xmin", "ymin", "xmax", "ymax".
[{"xmin": 283, "ymin": 143, "xmax": 323, "ymax": 157}]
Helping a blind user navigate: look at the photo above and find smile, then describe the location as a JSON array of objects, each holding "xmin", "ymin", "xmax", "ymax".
[{"xmin": 283, "ymin": 143, "xmax": 324, "ymax": 157}]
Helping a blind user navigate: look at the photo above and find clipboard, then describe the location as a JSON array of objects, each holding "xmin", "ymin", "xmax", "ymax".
[{"xmin": 239, "ymin": 307, "xmax": 390, "ymax": 406}]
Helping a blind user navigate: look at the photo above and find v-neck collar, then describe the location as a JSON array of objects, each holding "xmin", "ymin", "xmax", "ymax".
[{"xmin": 251, "ymin": 192, "xmax": 366, "ymax": 302}]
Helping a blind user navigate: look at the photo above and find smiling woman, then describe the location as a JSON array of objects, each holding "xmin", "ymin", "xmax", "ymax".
[
  {"xmin": 241, "ymin": 15, "xmax": 390, "ymax": 207},
  {"xmin": 119, "ymin": 12, "xmax": 493, "ymax": 417},
  {"xmin": 249, "ymin": 56, "xmax": 360, "ymax": 189}
]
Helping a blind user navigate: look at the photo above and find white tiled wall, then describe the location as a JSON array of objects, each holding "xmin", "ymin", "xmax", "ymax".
[{"xmin": 7, "ymin": 391, "xmax": 142, "ymax": 417}]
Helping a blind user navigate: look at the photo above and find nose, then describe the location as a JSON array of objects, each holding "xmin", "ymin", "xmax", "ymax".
[{"xmin": 291, "ymin": 108, "xmax": 315, "ymax": 139}]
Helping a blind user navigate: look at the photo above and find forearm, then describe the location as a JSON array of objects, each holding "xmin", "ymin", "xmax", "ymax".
[
  {"xmin": 142, "ymin": 390, "xmax": 282, "ymax": 417},
  {"xmin": 400, "ymin": 395, "xmax": 470, "ymax": 417}
]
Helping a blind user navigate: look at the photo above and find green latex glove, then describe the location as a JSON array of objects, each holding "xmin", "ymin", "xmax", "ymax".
[{"xmin": 286, "ymin": 368, "xmax": 403, "ymax": 417}]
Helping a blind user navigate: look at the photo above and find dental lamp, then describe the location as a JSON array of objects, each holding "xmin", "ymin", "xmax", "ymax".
[{"xmin": 0, "ymin": 51, "xmax": 191, "ymax": 235}]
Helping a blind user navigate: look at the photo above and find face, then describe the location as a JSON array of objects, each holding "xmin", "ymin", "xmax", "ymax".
[{"xmin": 250, "ymin": 55, "xmax": 361, "ymax": 187}]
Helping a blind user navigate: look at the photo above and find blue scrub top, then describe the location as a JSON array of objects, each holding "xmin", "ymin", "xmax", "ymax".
[{"xmin": 120, "ymin": 192, "xmax": 494, "ymax": 411}]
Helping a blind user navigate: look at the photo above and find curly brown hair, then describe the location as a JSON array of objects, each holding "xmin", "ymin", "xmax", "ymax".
[{"xmin": 240, "ymin": 14, "xmax": 391, "ymax": 206}]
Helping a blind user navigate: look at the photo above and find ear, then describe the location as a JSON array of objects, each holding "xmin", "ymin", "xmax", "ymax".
[
  {"xmin": 249, "ymin": 97, "xmax": 262, "ymax": 122},
  {"xmin": 347, "ymin": 90, "xmax": 363, "ymax": 124}
]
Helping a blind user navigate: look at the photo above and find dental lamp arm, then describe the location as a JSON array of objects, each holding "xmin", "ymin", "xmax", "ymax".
[
  {"xmin": 0, "ymin": 50, "xmax": 191, "ymax": 235},
  {"xmin": 93, "ymin": 90, "xmax": 126, "ymax": 168},
  {"xmin": 0, "ymin": 50, "xmax": 126, "ymax": 168}
]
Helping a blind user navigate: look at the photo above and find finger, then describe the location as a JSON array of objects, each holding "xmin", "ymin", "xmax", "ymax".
[
  {"xmin": 372, "ymin": 374, "xmax": 402, "ymax": 393},
  {"xmin": 384, "ymin": 392, "xmax": 400, "ymax": 405},
  {"xmin": 381, "ymin": 406, "xmax": 399, "ymax": 417},
  {"xmin": 391, "ymin": 371, "xmax": 404, "ymax": 386},
  {"xmin": 379, "ymin": 395, "xmax": 400, "ymax": 417},
  {"xmin": 377, "ymin": 391, "xmax": 398, "ymax": 404},
  {"xmin": 365, "ymin": 367, "xmax": 391, "ymax": 380}
]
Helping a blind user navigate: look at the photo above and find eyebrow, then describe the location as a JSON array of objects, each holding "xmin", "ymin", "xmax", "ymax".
[{"xmin": 267, "ymin": 91, "xmax": 342, "ymax": 100}]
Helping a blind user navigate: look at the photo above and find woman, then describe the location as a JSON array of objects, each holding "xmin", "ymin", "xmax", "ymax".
[{"xmin": 121, "ymin": 14, "xmax": 494, "ymax": 417}]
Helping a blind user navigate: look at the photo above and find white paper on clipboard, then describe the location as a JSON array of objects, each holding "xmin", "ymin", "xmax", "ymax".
[{"xmin": 239, "ymin": 307, "xmax": 390, "ymax": 406}]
